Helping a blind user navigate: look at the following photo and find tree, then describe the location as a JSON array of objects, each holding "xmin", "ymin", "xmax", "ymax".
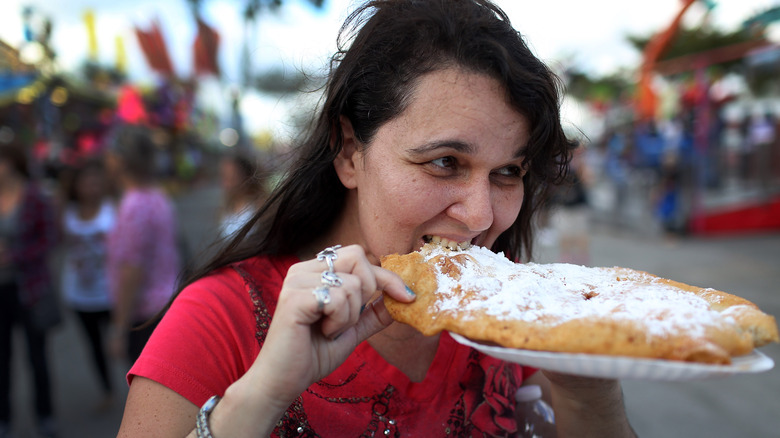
[
  {"xmin": 626, "ymin": 27, "xmax": 762, "ymax": 72},
  {"xmin": 565, "ymin": 68, "xmax": 633, "ymax": 106}
]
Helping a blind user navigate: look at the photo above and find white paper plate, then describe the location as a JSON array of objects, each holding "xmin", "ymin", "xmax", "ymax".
[{"xmin": 450, "ymin": 333, "xmax": 775, "ymax": 381}]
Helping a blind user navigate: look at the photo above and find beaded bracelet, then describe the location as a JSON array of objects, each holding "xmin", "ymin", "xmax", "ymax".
[{"xmin": 196, "ymin": 395, "xmax": 221, "ymax": 438}]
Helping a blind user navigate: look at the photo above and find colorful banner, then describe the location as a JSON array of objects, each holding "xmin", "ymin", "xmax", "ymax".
[
  {"xmin": 83, "ymin": 9, "xmax": 98, "ymax": 61},
  {"xmin": 193, "ymin": 17, "xmax": 220, "ymax": 77},
  {"xmin": 115, "ymin": 36, "xmax": 127, "ymax": 74},
  {"xmin": 134, "ymin": 19, "xmax": 175, "ymax": 77}
]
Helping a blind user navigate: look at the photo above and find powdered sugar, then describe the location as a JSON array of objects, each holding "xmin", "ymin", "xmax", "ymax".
[{"xmin": 420, "ymin": 244, "xmax": 735, "ymax": 337}]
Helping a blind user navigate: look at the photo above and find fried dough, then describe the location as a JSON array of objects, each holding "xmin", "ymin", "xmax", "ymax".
[{"xmin": 381, "ymin": 244, "xmax": 779, "ymax": 364}]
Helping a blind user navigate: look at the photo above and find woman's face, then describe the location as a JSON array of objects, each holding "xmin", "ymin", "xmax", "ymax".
[{"xmin": 335, "ymin": 68, "xmax": 530, "ymax": 260}]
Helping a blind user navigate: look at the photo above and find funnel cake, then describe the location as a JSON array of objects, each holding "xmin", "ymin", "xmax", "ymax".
[{"xmin": 381, "ymin": 244, "xmax": 779, "ymax": 364}]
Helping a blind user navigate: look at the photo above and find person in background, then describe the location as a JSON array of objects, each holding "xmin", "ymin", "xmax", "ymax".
[
  {"xmin": 118, "ymin": 1, "xmax": 636, "ymax": 436},
  {"xmin": 0, "ymin": 144, "xmax": 59, "ymax": 438},
  {"xmin": 58, "ymin": 157, "xmax": 117, "ymax": 411},
  {"xmin": 746, "ymin": 111, "xmax": 775, "ymax": 195},
  {"xmin": 217, "ymin": 153, "xmax": 265, "ymax": 239},
  {"xmin": 549, "ymin": 143, "xmax": 592, "ymax": 265},
  {"xmin": 104, "ymin": 125, "xmax": 180, "ymax": 365}
]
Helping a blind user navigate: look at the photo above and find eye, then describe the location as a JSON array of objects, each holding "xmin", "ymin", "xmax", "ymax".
[
  {"xmin": 493, "ymin": 164, "xmax": 526, "ymax": 178},
  {"xmin": 429, "ymin": 156, "xmax": 456, "ymax": 169}
]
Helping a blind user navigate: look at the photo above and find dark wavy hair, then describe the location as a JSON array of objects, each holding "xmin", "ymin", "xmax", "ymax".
[
  {"xmin": 177, "ymin": 0, "xmax": 573, "ymax": 296},
  {"xmin": 107, "ymin": 124, "xmax": 157, "ymax": 183}
]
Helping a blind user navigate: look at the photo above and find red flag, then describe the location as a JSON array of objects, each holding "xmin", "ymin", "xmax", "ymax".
[
  {"xmin": 193, "ymin": 17, "xmax": 220, "ymax": 77},
  {"xmin": 134, "ymin": 19, "xmax": 175, "ymax": 76}
]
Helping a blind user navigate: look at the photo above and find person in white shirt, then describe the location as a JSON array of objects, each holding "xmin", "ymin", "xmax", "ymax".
[{"xmin": 59, "ymin": 158, "xmax": 117, "ymax": 411}]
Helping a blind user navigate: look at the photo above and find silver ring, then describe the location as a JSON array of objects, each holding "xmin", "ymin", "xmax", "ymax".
[
  {"xmin": 321, "ymin": 270, "xmax": 343, "ymax": 288},
  {"xmin": 312, "ymin": 286, "xmax": 331, "ymax": 310},
  {"xmin": 316, "ymin": 245, "xmax": 341, "ymax": 272}
]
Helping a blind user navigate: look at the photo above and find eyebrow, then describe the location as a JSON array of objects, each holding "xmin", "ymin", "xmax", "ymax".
[
  {"xmin": 408, "ymin": 139, "xmax": 527, "ymax": 159},
  {"xmin": 408, "ymin": 140, "xmax": 474, "ymax": 156}
]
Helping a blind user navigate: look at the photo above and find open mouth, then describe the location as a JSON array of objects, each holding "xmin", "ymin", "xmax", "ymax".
[{"xmin": 422, "ymin": 235, "xmax": 473, "ymax": 251}]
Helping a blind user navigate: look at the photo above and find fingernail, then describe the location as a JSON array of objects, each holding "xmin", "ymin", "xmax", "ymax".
[
  {"xmin": 359, "ymin": 304, "xmax": 366, "ymax": 314},
  {"xmin": 405, "ymin": 286, "xmax": 416, "ymax": 297}
]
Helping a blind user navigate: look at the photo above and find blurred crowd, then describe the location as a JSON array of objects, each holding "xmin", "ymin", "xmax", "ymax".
[
  {"xmin": 538, "ymin": 89, "xmax": 780, "ymax": 265},
  {"xmin": 0, "ymin": 123, "xmax": 268, "ymax": 438},
  {"xmin": 589, "ymin": 110, "xmax": 779, "ymax": 231}
]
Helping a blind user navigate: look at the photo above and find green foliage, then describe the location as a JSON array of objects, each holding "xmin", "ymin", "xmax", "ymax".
[
  {"xmin": 565, "ymin": 69, "xmax": 633, "ymax": 103},
  {"xmin": 743, "ymin": 6, "xmax": 780, "ymax": 29},
  {"xmin": 626, "ymin": 26, "xmax": 760, "ymax": 62}
]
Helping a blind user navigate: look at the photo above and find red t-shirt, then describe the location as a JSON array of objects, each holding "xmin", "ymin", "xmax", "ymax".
[{"xmin": 129, "ymin": 254, "xmax": 537, "ymax": 437}]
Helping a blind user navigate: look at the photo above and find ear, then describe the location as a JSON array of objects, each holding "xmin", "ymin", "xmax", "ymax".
[{"xmin": 333, "ymin": 116, "xmax": 361, "ymax": 189}]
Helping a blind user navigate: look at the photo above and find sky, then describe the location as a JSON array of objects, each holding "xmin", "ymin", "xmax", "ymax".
[{"xmin": 2, "ymin": 0, "xmax": 779, "ymax": 138}]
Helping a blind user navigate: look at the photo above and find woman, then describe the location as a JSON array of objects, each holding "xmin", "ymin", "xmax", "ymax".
[
  {"xmin": 119, "ymin": 1, "xmax": 636, "ymax": 436},
  {"xmin": 0, "ymin": 144, "xmax": 59, "ymax": 438},
  {"xmin": 104, "ymin": 125, "xmax": 180, "ymax": 364},
  {"xmin": 59, "ymin": 158, "xmax": 117, "ymax": 409}
]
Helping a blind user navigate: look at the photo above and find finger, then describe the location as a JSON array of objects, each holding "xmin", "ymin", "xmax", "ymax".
[
  {"xmin": 370, "ymin": 265, "xmax": 414, "ymax": 303},
  {"xmin": 320, "ymin": 275, "xmax": 362, "ymax": 338},
  {"xmin": 344, "ymin": 256, "xmax": 379, "ymax": 298},
  {"xmin": 320, "ymin": 245, "xmax": 410, "ymax": 303},
  {"xmin": 283, "ymin": 267, "xmax": 346, "ymax": 314},
  {"xmin": 318, "ymin": 291, "xmax": 349, "ymax": 338},
  {"xmin": 287, "ymin": 246, "xmax": 412, "ymax": 334},
  {"xmin": 325, "ymin": 245, "xmax": 371, "ymax": 277},
  {"xmin": 352, "ymin": 296, "xmax": 395, "ymax": 341},
  {"xmin": 296, "ymin": 246, "xmax": 370, "ymax": 298},
  {"xmin": 322, "ymin": 295, "xmax": 394, "ymax": 358}
]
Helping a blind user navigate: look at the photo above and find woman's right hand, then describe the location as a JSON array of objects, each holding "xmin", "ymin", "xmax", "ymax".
[{"xmin": 206, "ymin": 244, "xmax": 414, "ymax": 436}]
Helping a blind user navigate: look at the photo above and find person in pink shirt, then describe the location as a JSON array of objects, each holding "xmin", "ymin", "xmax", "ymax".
[{"xmin": 105, "ymin": 125, "xmax": 180, "ymax": 364}]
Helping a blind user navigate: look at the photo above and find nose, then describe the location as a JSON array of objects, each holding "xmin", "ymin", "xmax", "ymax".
[{"xmin": 446, "ymin": 176, "xmax": 494, "ymax": 232}]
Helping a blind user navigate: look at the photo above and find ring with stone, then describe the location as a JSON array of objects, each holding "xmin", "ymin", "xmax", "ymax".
[
  {"xmin": 321, "ymin": 270, "xmax": 343, "ymax": 288},
  {"xmin": 312, "ymin": 286, "xmax": 331, "ymax": 310},
  {"xmin": 316, "ymin": 245, "xmax": 342, "ymax": 272}
]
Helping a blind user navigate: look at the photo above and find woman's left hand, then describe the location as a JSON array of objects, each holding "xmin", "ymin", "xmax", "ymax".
[{"xmin": 541, "ymin": 370, "xmax": 637, "ymax": 438}]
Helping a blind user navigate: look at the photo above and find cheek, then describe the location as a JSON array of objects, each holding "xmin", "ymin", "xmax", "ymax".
[
  {"xmin": 371, "ymin": 174, "xmax": 421, "ymax": 213},
  {"xmin": 361, "ymin": 169, "xmax": 443, "ymax": 229},
  {"xmin": 493, "ymin": 189, "xmax": 525, "ymax": 232}
]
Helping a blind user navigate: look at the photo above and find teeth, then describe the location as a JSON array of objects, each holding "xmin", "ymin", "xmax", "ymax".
[{"xmin": 424, "ymin": 235, "xmax": 472, "ymax": 251}]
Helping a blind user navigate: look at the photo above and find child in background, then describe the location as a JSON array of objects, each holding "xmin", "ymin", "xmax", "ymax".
[
  {"xmin": 59, "ymin": 158, "xmax": 116, "ymax": 411},
  {"xmin": 218, "ymin": 153, "xmax": 265, "ymax": 239}
]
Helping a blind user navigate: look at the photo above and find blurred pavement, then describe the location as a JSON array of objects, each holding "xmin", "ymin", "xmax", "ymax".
[
  {"xmin": 7, "ymin": 182, "xmax": 780, "ymax": 437},
  {"xmin": 536, "ymin": 222, "xmax": 780, "ymax": 438}
]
